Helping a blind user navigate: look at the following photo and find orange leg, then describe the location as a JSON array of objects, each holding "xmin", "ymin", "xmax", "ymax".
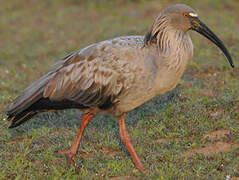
[
  {"xmin": 56, "ymin": 113, "xmax": 94, "ymax": 165},
  {"xmin": 119, "ymin": 118, "xmax": 148, "ymax": 174}
]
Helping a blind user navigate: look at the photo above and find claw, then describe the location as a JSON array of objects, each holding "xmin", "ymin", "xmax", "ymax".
[
  {"xmin": 55, "ymin": 150, "xmax": 77, "ymax": 166},
  {"xmin": 142, "ymin": 168, "xmax": 149, "ymax": 174},
  {"xmin": 54, "ymin": 113, "xmax": 94, "ymax": 167}
]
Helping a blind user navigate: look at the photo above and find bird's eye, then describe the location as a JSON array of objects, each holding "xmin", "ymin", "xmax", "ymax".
[{"xmin": 183, "ymin": 12, "xmax": 189, "ymax": 17}]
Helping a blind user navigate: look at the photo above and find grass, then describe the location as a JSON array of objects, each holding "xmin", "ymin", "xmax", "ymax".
[{"xmin": 0, "ymin": 0, "xmax": 239, "ymax": 179}]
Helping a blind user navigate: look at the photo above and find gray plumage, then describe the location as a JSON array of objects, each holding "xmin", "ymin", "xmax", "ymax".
[{"xmin": 7, "ymin": 4, "xmax": 233, "ymax": 173}]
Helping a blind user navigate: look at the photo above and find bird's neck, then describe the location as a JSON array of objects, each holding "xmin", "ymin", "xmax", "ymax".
[
  {"xmin": 144, "ymin": 17, "xmax": 193, "ymax": 58},
  {"xmin": 144, "ymin": 27, "xmax": 193, "ymax": 72},
  {"xmin": 158, "ymin": 29, "xmax": 193, "ymax": 57},
  {"xmin": 160, "ymin": 30, "xmax": 193, "ymax": 71}
]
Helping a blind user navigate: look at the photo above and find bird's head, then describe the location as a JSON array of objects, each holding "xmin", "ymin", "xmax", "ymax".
[{"xmin": 144, "ymin": 4, "xmax": 234, "ymax": 68}]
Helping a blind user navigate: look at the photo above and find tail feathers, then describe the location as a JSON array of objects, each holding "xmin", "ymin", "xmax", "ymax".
[
  {"xmin": 7, "ymin": 72, "xmax": 53, "ymax": 128},
  {"xmin": 8, "ymin": 72, "xmax": 53, "ymax": 116},
  {"xmin": 8, "ymin": 98, "xmax": 87, "ymax": 128},
  {"xmin": 7, "ymin": 71, "xmax": 88, "ymax": 128},
  {"xmin": 7, "ymin": 97, "xmax": 88, "ymax": 128},
  {"xmin": 8, "ymin": 111, "xmax": 37, "ymax": 128}
]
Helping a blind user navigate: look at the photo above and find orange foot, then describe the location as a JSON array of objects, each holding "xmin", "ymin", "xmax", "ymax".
[
  {"xmin": 142, "ymin": 168, "xmax": 149, "ymax": 174},
  {"xmin": 55, "ymin": 150, "xmax": 77, "ymax": 166}
]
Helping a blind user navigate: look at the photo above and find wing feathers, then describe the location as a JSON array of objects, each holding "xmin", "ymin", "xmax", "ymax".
[{"xmin": 43, "ymin": 38, "xmax": 137, "ymax": 108}]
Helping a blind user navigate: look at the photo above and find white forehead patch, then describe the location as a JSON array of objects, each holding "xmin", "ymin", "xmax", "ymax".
[{"xmin": 189, "ymin": 12, "xmax": 198, "ymax": 17}]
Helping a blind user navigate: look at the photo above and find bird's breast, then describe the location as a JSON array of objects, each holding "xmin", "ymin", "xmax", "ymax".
[
  {"xmin": 112, "ymin": 36, "xmax": 193, "ymax": 115},
  {"xmin": 154, "ymin": 41, "xmax": 193, "ymax": 94}
]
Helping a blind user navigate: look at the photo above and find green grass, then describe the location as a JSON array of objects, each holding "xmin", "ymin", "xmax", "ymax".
[{"xmin": 0, "ymin": 0, "xmax": 239, "ymax": 179}]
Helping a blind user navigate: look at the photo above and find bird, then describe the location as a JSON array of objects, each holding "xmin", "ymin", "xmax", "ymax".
[{"xmin": 7, "ymin": 4, "xmax": 234, "ymax": 174}]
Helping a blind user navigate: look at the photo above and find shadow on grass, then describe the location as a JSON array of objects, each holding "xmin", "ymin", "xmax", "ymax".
[{"xmin": 8, "ymin": 85, "xmax": 182, "ymax": 139}]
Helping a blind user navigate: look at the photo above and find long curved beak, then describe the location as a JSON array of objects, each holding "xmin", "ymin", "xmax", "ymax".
[{"xmin": 191, "ymin": 18, "xmax": 234, "ymax": 68}]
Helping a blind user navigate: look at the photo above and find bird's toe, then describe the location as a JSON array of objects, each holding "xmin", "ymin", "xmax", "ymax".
[{"xmin": 55, "ymin": 149, "xmax": 77, "ymax": 165}]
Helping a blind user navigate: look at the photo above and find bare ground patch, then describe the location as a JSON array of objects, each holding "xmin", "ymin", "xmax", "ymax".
[
  {"xmin": 154, "ymin": 130, "xmax": 238, "ymax": 157},
  {"xmin": 185, "ymin": 141, "xmax": 239, "ymax": 157},
  {"xmin": 202, "ymin": 129, "xmax": 231, "ymax": 141},
  {"xmin": 185, "ymin": 130, "xmax": 239, "ymax": 157}
]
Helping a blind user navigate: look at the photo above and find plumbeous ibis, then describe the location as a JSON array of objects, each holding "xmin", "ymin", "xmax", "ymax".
[{"xmin": 7, "ymin": 4, "xmax": 234, "ymax": 173}]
